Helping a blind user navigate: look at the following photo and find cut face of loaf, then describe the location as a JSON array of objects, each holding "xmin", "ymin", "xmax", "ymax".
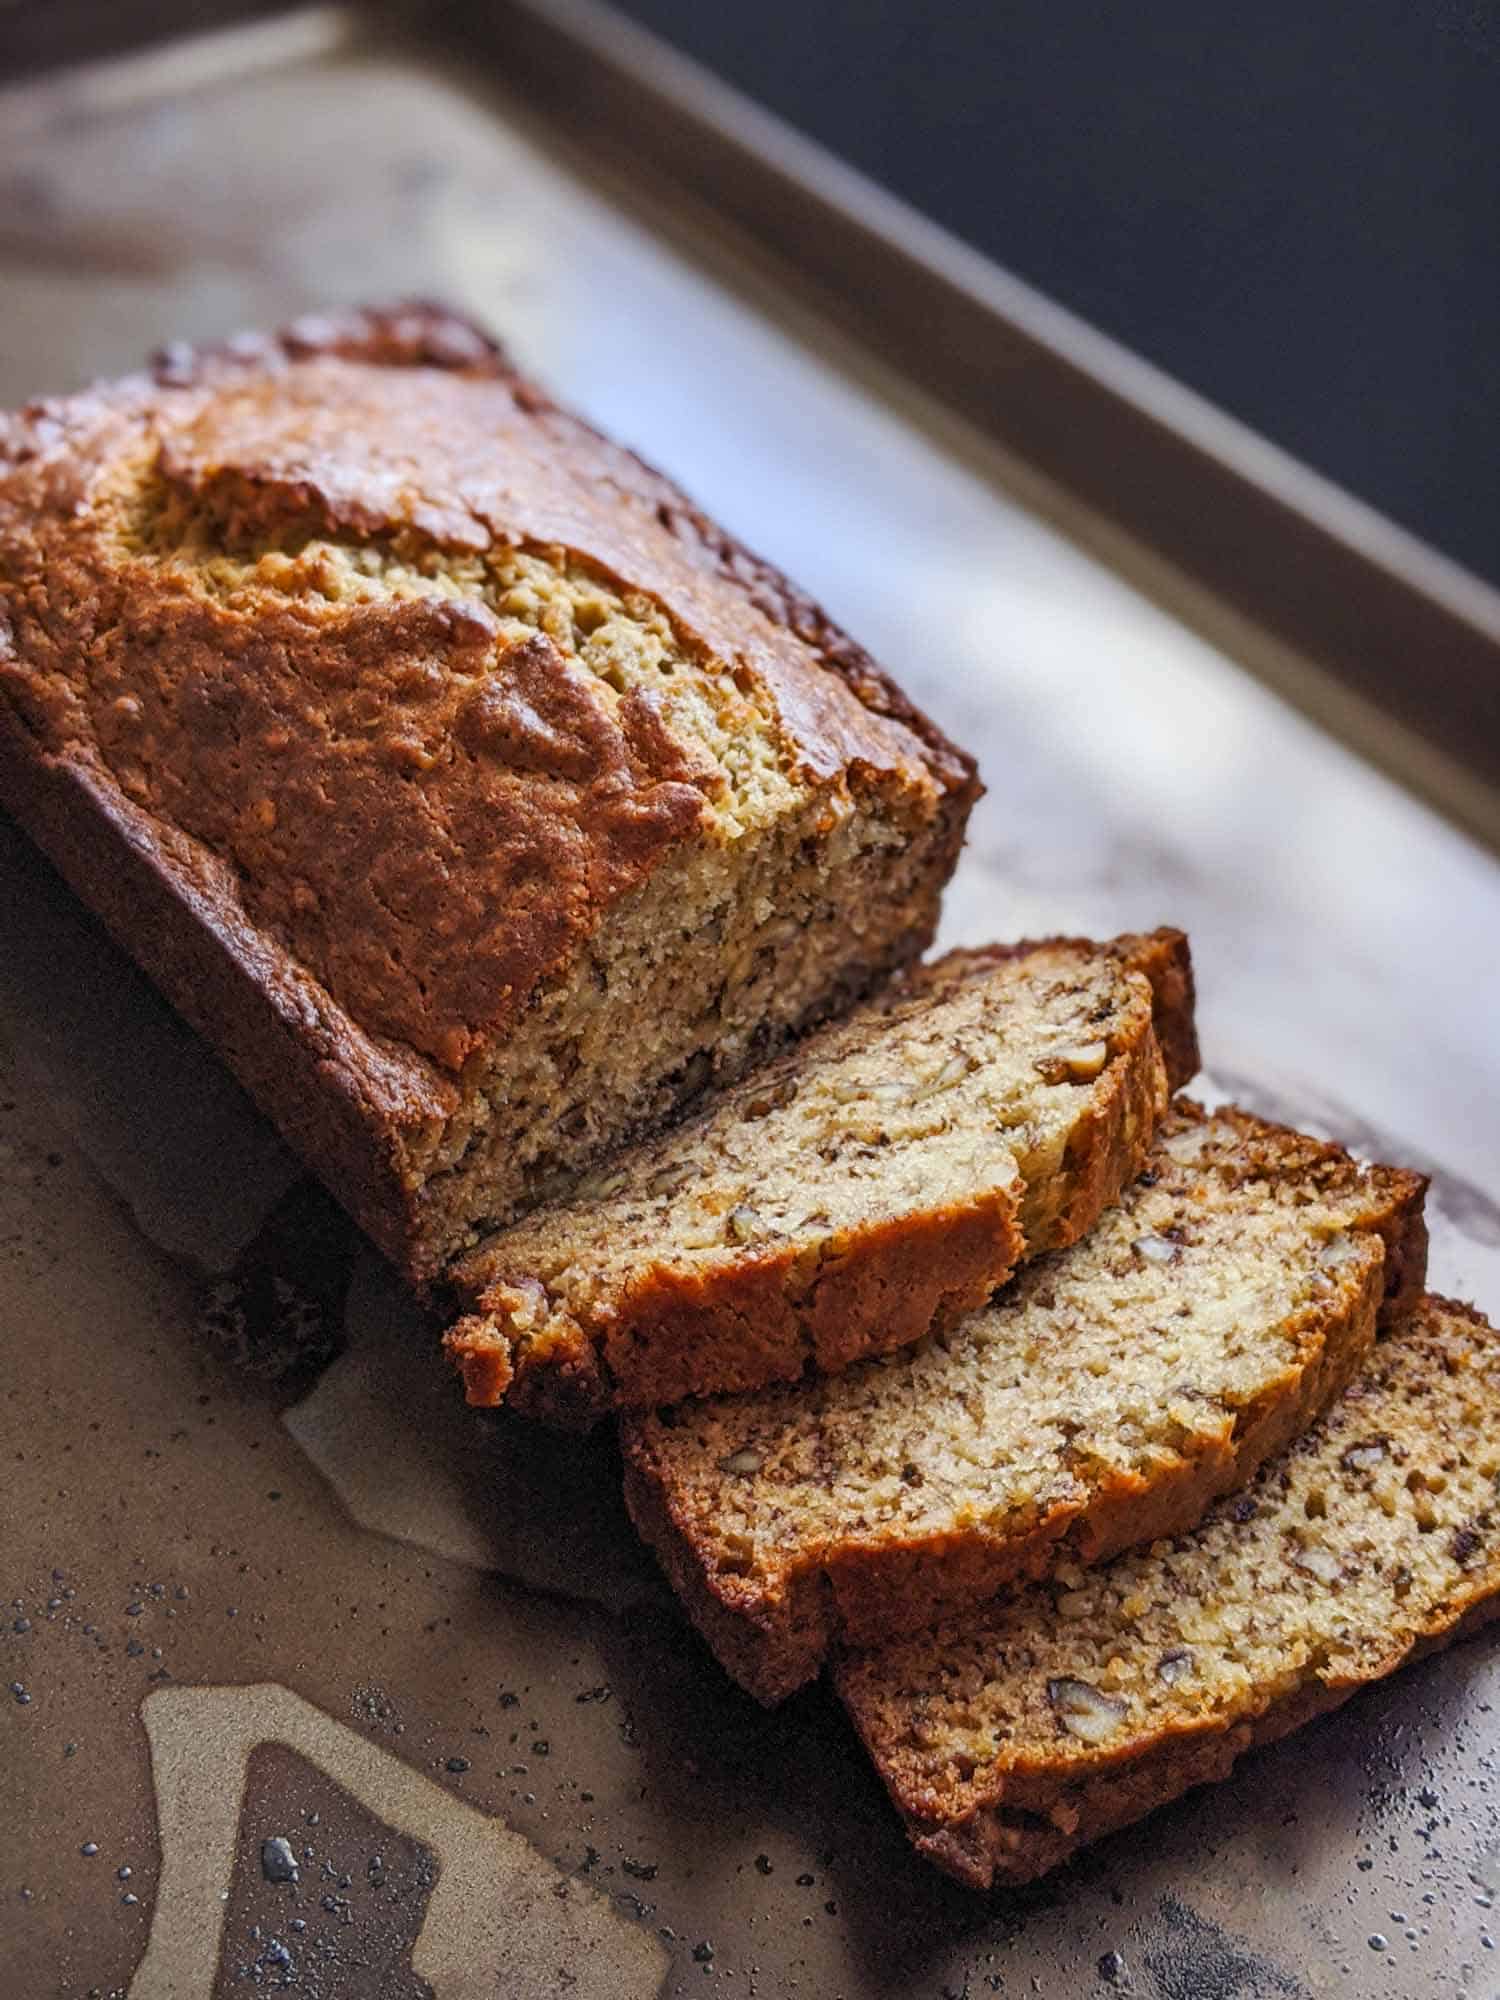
[
  {"xmin": 838, "ymin": 1295, "xmax": 1500, "ymax": 1889},
  {"xmin": 0, "ymin": 304, "xmax": 978, "ymax": 1280},
  {"xmin": 622, "ymin": 1103, "xmax": 1427, "ymax": 1701},
  {"xmin": 444, "ymin": 929, "xmax": 1197, "ymax": 1426}
]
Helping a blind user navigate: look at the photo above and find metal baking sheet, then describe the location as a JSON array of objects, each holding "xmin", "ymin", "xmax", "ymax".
[{"xmin": 2, "ymin": 9, "xmax": 1499, "ymax": 1997}]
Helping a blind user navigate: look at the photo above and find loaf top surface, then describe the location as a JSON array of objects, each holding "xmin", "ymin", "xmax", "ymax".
[{"xmin": 0, "ymin": 302, "xmax": 974, "ymax": 1118}]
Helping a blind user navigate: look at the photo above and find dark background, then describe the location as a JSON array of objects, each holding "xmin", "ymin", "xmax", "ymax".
[{"xmin": 615, "ymin": 0, "xmax": 1500, "ymax": 586}]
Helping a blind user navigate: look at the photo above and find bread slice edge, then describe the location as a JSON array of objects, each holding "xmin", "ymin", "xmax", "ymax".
[
  {"xmin": 623, "ymin": 1108, "xmax": 1427, "ymax": 1702},
  {"xmin": 449, "ymin": 929, "xmax": 1196, "ymax": 1428}
]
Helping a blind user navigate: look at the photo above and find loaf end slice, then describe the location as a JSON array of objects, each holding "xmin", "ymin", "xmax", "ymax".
[
  {"xmin": 837, "ymin": 1294, "xmax": 1500, "ymax": 1887},
  {"xmin": 622, "ymin": 1102, "xmax": 1426, "ymax": 1700},
  {"xmin": 0, "ymin": 303, "xmax": 977, "ymax": 1279},
  {"xmin": 445, "ymin": 929, "xmax": 1195, "ymax": 1425}
]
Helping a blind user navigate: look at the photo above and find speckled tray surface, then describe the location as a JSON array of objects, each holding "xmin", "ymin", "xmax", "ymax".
[{"xmin": 3, "ymin": 10, "xmax": 1500, "ymax": 1998}]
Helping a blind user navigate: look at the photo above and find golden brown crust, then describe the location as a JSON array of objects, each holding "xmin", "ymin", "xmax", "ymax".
[
  {"xmin": 1118, "ymin": 928, "xmax": 1199, "ymax": 1097},
  {"xmin": 0, "ymin": 697, "xmax": 436, "ymax": 1256},
  {"xmin": 145, "ymin": 306, "xmax": 979, "ymax": 800},
  {"xmin": 623, "ymin": 1101, "xmax": 1427, "ymax": 1703},
  {"xmin": 1022, "ymin": 989, "xmax": 1168, "ymax": 1254},
  {"xmin": 452, "ymin": 1192, "xmax": 1025, "ymax": 1430},
  {"xmin": 0, "ymin": 303, "xmax": 977, "ymax": 1273}
]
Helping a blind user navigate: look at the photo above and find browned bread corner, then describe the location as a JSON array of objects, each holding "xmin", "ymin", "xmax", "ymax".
[
  {"xmin": 622, "ymin": 1101, "xmax": 1426, "ymax": 1701},
  {"xmin": 837, "ymin": 1294, "xmax": 1499, "ymax": 1887},
  {"xmin": 0, "ymin": 302, "xmax": 978, "ymax": 1280},
  {"xmin": 444, "ymin": 929, "xmax": 1196, "ymax": 1426}
]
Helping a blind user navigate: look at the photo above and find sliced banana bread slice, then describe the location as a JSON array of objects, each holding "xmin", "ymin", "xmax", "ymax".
[
  {"xmin": 445, "ymin": 929, "xmax": 1195, "ymax": 1427},
  {"xmin": 838, "ymin": 1294, "xmax": 1500, "ymax": 1888},
  {"xmin": 622, "ymin": 1104, "xmax": 1426, "ymax": 1700}
]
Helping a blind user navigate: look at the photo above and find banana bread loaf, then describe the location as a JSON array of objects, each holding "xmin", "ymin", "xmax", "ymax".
[
  {"xmin": 622, "ymin": 1103, "xmax": 1426, "ymax": 1700},
  {"xmin": 838, "ymin": 1294, "xmax": 1499, "ymax": 1887},
  {"xmin": 446, "ymin": 928, "xmax": 1196, "ymax": 1426},
  {"xmin": 0, "ymin": 303, "xmax": 978, "ymax": 1279}
]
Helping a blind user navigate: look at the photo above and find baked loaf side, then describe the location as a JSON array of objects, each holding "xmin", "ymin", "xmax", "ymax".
[
  {"xmin": 622, "ymin": 1103, "xmax": 1427, "ymax": 1701},
  {"xmin": 0, "ymin": 304, "xmax": 977, "ymax": 1278},
  {"xmin": 837, "ymin": 1295, "xmax": 1500, "ymax": 1888},
  {"xmin": 445, "ymin": 928, "xmax": 1196, "ymax": 1425}
]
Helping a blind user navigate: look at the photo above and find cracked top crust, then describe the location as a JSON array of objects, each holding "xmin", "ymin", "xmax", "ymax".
[{"xmin": 0, "ymin": 303, "xmax": 975, "ymax": 1115}]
